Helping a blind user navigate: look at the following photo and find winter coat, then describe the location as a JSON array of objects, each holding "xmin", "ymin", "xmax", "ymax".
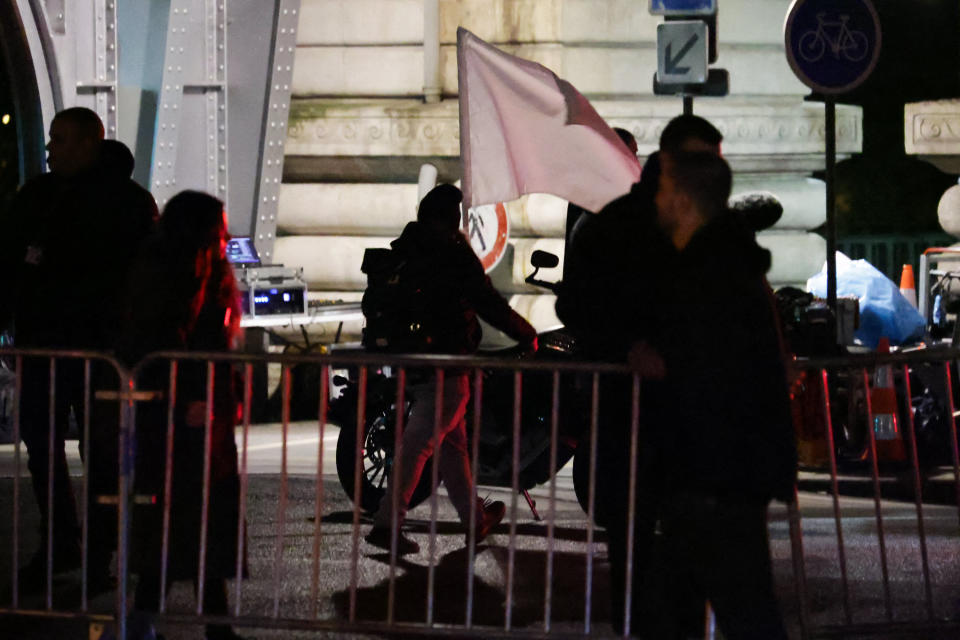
[
  {"xmin": 646, "ymin": 212, "xmax": 797, "ymax": 503},
  {"xmin": 555, "ymin": 157, "xmax": 673, "ymax": 361},
  {"xmin": 0, "ymin": 168, "xmax": 157, "ymax": 347}
]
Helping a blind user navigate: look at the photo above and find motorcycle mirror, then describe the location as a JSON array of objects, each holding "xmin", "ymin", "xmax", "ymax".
[{"xmin": 531, "ymin": 250, "xmax": 559, "ymax": 269}]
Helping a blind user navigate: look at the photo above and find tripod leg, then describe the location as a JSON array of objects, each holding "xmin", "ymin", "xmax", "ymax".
[{"xmin": 521, "ymin": 489, "xmax": 541, "ymax": 521}]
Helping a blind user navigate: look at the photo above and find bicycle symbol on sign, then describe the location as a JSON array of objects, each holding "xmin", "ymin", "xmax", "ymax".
[{"xmin": 798, "ymin": 12, "xmax": 868, "ymax": 63}]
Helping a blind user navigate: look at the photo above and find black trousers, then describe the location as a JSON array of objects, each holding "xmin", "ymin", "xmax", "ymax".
[
  {"xmin": 19, "ymin": 356, "xmax": 119, "ymax": 568},
  {"xmin": 648, "ymin": 493, "xmax": 787, "ymax": 640}
]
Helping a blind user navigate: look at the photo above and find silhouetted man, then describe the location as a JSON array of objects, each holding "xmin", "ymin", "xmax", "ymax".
[
  {"xmin": 554, "ymin": 115, "xmax": 723, "ymax": 633},
  {"xmin": 632, "ymin": 151, "xmax": 795, "ymax": 639},
  {"xmin": 0, "ymin": 107, "xmax": 157, "ymax": 590}
]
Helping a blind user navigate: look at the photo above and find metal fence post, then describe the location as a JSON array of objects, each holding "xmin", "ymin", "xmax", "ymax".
[{"xmin": 116, "ymin": 367, "xmax": 138, "ymax": 640}]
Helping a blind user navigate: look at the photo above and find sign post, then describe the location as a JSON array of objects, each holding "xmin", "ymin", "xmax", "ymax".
[
  {"xmin": 784, "ymin": 0, "xmax": 881, "ymax": 314},
  {"xmin": 651, "ymin": 0, "xmax": 726, "ymax": 107}
]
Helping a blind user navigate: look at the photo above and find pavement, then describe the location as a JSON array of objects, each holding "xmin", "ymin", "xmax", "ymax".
[{"xmin": 0, "ymin": 422, "xmax": 958, "ymax": 639}]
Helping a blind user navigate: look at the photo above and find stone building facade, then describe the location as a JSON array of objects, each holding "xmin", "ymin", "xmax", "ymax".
[{"xmin": 276, "ymin": 0, "xmax": 862, "ymax": 342}]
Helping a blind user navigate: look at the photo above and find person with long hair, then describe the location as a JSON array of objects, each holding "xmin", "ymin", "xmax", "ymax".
[{"xmin": 118, "ymin": 190, "xmax": 245, "ymax": 640}]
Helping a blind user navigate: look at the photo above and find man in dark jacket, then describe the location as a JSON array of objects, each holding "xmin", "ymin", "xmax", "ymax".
[
  {"xmin": 633, "ymin": 151, "xmax": 795, "ymax": 639},
  {"xmin": 0, "ymin": 108, "xmax": 157, "ymax": 588},
  {"xmin": 365, "ymin": 184, "xmax": 538, "ymax": 554},
  {"xmin": 554, "ymin": 115, "xmax": 723, "ymax": 634}
]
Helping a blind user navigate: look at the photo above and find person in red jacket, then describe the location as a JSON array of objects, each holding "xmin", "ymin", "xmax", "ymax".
[{"xmin": 365, "ymin": 184, "xmax": 538, "ymax": 554}]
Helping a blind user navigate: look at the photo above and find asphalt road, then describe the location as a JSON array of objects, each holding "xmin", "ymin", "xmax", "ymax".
[{"xmin": 0, "ymin": 422, "xmax": 958, "ymax": 639}]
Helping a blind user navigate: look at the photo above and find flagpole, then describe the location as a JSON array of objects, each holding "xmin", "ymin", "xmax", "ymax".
[{"xmin": 456, "ymin": 27, "xmax": 473, "ymax": 224}]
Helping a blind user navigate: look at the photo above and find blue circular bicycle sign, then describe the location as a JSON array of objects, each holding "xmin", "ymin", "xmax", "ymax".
[{"xmin": 784, "ymin": 0, "xmax": 881, "ymax": 94}]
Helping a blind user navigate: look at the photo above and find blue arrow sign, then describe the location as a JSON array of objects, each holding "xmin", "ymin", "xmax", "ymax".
[{"xmin": 649, "ymin": 0, "xmax": 717, "ymax": 16}]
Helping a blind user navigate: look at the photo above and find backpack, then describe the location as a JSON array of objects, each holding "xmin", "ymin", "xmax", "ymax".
[{"xmin": 360, "ymin": 248, "xmax": 441, "ymax": 353}]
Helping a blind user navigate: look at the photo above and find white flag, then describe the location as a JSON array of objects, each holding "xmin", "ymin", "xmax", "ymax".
[{"xmin": 457, "ymin": 27, "xmax": 641, "ymax": 213}]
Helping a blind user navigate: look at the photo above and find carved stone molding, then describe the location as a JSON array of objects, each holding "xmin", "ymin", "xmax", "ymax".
[
  {"xmin": 905, "ymin": 100, "xmax": 960, "ymax": 173},
  {"xmin": 288, "ymin": 97, "xmax": 861, "ymax": 169}
]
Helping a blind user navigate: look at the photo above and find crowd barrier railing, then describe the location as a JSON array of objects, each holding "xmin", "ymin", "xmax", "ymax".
[
  {"xmin": 1, "ymin": 346, "xmax": 959, "ymax": 639},
  {"xmin": 791, "ymin": 349, "xmax": 960, "ymax": 639}
]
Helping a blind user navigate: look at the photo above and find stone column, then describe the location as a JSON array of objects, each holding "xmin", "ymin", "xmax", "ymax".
[{"xmin": 423, "ymin": 0, "xmax": 441, "ymax": 103}]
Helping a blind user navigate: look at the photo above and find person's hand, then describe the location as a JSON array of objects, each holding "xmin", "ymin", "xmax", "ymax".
[
  {"xmin": 185, "ymin": 400, "xmax": 208, "ymax": 428},
  {"xmin": 627, "ymin": 341, "xmax": 665, "ymax": 379}
]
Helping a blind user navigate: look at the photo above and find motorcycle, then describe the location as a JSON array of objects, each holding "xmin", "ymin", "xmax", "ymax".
[{"xmin": 329, "ymin": 250, "xmax": 598, "ymax": 518}]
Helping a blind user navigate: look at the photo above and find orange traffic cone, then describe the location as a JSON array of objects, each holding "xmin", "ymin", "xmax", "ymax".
[
  {"xmin": 870, "ymin": 337, "xmax": 906, "ymax": 462},
  {"xmin": 900, "ymin": 264, "xmax": 917, "ymax": 308}
]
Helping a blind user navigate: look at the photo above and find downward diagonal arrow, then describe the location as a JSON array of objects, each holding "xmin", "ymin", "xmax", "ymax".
[{"xmin": 665, "ymin": 33, "xmax": 699, "ymax": 75}]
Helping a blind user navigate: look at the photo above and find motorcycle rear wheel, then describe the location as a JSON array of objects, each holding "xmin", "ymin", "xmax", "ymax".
[{"xmin": 335, "ymin": 410, "xmax": 434, "ymax": 514}]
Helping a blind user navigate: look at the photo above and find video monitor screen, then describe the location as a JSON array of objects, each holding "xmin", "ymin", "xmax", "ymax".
[{"xmin": 226, "ymin": 237, "xmax": 260, "ymax": 265}]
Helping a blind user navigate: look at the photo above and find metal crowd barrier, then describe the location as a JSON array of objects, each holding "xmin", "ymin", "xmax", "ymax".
[
  {"xmin": 0, "ymin": 347, "xmax": 132, "ymax": 635},
  {"xmin": 792, "ymin": 349, "xmax": 960, "ymax": 639},
  {"xmin": 1, "ymin": 346, "xmax": 959, "ymax": 638}
]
